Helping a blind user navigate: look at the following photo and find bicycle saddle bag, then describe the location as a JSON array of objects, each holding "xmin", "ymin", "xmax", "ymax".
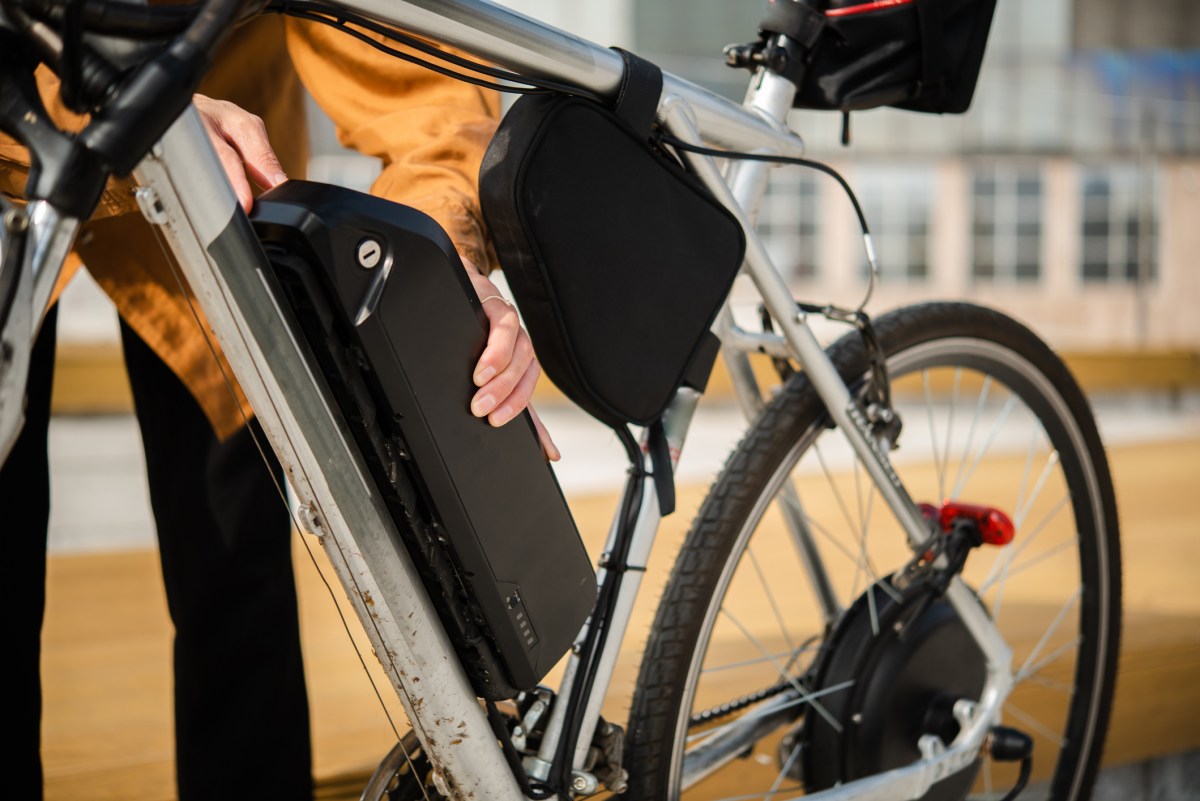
[
  {"xmin": 479, "ymin": 51, "xmax": 746, "ymax": 457},
  {"xmin": 760, "ymin": 0, "xmax": 997, "ymax": 114},
  {"xmin": 252, "ymin": 181, "xmax": 597, "ymax": 700}
]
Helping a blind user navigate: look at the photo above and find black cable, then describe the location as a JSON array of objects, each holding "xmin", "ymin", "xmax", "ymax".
[
  {"xmin": 652, "ymin": 132, "xmax": 873, "ymax": 240},
  {"xmin": 20, "ymin": 0, "xmax": 197, "ymax": 38},
  {"xmin": 58, "ymin": 0, "xmax": 85, "ymax": 112},
  {"xmin": 550, "ymin": 424, "xmax": 644, "ymax": 796},
  {"xmin": 484, "ymin": 700, "xmax": 554, "ymax": 800},
  {"xmin": 998, "ymin": 756, "xmax": 1032, "ymax": 801},
  {"xmin": 267, "ymin": 0, "xmax": 605, "ymax": 103}
]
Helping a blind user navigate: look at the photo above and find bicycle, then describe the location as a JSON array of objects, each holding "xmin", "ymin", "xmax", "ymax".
[{"xmin": 0, "ymin": 1, "xmax": 1121, "ymax": 800}]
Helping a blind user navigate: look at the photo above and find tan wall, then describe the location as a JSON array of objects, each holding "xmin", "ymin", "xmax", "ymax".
[{"xmin": 768, "ymin": 157, "xmax": 1200, "ymax": 354}]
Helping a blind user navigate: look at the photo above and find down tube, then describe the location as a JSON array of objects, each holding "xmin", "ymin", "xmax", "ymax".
[{"xmin": 132, "ymin": 109, "xmax": 528, "ymax": 801}]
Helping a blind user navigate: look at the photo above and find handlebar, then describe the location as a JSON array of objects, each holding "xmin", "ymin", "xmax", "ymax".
[{"xmin": 0, "ymin": 0, "xmax": 256, "ymax": 219}]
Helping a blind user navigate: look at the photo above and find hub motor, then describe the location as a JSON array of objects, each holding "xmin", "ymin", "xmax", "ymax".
[{"xmin": 801, "ymin": 580, "xmax": 989, "ymax": 800}]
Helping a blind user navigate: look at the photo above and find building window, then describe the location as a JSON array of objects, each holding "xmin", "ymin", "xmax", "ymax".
[
  {"xmin": 857, "ymin": 165, "xmax": 934, "ymax": 282},
  {"xmin": 972, "ymin": 164, "xmax": 1043, "ymax": 283},
  {"xmin": 760, "ymin": 169, "xmax": 819, "ymax": 282},
  {"xmin": 1080, "ymin": 164, "xmax": 1157, "ymax": 283}
]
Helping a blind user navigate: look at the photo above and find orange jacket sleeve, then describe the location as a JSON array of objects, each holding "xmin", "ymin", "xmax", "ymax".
[{"xmin": 284, "ymin": 18, "xmax": 501, "ymax": 272}]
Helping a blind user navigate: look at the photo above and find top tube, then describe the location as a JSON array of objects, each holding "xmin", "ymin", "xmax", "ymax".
[{"xmin": 326, "ymin": 0, "xmax": 806, "ymax": 157}]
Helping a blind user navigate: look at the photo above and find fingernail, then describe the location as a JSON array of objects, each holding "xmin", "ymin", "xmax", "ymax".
[
  {"xmin": 471, "ymin": 393, "xmax": 495, "ymax": 417},
  {"xmin": 273, "ymin": 173, "xmax": 288, "ymax": 186},
  {"xmin": 547, "ymin": 439, "xmax": 561, "ymax": 462},
  {"xmin": 490, "ymin": 404, "xmax": 514, "ymax": 427},
  {"xmin": 474, "ymin": 366, "xmax": 496, "ymax": 386}
]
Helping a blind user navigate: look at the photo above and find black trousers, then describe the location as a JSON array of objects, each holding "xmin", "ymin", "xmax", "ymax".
[{"xmin": 2, "ymin": 306, "xmax": 313, "ymax": 801}]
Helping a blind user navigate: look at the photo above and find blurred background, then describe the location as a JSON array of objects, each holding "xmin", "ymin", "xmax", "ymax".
[{"xmin": 41, "ymin": 0, "xmax": 1198, "ymax": 798}]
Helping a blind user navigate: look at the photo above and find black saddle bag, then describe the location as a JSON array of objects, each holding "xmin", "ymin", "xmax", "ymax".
[
  {"xmin": 479, "ymin": 51, "xmax": 746, "ymax": 512},
  {"xmin": 762, "ymin": 0, "xmax": 997, "ymax": 114},
  {"xmin": 252, "ymin": 182, "xmax": 597, "ymax": 700}
]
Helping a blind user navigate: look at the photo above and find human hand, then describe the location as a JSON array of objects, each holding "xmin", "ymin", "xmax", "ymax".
[
  {"xmin": 462, "ymin": 258, "xmax": 559, "ymax": 462},
  {"xmin": 194, "ymin": 94, "xmax": 288, "ymax": 213}
]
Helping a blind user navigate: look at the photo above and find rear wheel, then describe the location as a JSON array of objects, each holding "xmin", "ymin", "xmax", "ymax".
[{"xmin": 625, "ymin": 302, "xmax": 1121, "ymax": 801}]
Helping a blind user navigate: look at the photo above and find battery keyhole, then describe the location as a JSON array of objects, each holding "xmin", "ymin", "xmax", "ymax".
[{"xmin": 357, "ymin": 238, "xmax": 383, "ymax": 269}]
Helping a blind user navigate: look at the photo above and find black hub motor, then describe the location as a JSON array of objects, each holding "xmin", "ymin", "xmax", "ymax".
[{"xmin": 799, "ymin": 579, "xmax": 989, "ymax": 800}]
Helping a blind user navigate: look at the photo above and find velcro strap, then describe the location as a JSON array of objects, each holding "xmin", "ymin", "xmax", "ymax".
[
  {"xmin": 647, "ymin": 420, "xmax": 676, "ymax": 516},
  {"xmin": 611, "ymin": 47, "xmax": 663, "ymax": 136}
]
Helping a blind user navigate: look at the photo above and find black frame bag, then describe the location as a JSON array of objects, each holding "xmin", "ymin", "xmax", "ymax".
[
  {"xmin": 479, "ymin": 51, "xmax": 746, "ymax": 513},
  {"xmin": 761, "ymin": 0, "xmax": 998, "ymax": 114}
]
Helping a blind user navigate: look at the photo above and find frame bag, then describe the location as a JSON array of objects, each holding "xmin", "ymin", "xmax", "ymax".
[
  {"xmin": 479, "ymin": 51, "xmax": 746, "ymax": 513},
  {"xmin": 761, "ymin": 0, "xmax": 998, "ymax": 114}
]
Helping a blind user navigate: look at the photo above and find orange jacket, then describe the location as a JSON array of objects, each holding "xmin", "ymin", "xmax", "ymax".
[{"xmin": 0, "ymin": 16, "xmax": 500, "ymax": 439}]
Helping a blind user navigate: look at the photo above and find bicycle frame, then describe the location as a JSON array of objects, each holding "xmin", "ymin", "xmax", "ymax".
[{"xmin": 4, "ymin": 1, "xmax": 1015, "ymax": 799}]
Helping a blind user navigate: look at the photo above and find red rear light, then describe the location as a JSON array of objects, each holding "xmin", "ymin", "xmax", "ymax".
[{"xmin": 921, "ymin": 500, "xmax": 1015, "ymax": 546}]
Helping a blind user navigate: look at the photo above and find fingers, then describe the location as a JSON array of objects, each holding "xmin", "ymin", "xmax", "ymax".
[
  {"xmin": 462, "ymin": 265, "xmax": 558, "ymax": 460},
  {"xmin": 470, "ymin": 322, "xmax": 536, "ymax": 424},
  {"xmin": 199, "ymin": 113, "xmax": 255, "ymax": 213},
  {"xmin": 472, "ymin": 296, "xmax": 523, "ymax": 387},
  {"xmin": 193, "ymin": 94, "xmax": 287, "ymax": 213},
  {"xmin": 529, "ymin": 405, "xmax": 561, "ymax": 462},
  {"xmin": 466, "ymin": 270, "xmax": 523, "ymax": 395}
]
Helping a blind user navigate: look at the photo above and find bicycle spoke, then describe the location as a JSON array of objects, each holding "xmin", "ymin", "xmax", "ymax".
[
  {"xmin": 813, "ymin": 441, "xmax": 869, "ymax": 584},
  {"xmin": 942, "ymin": 367, "xmax": 962, "ymax": 499},
  {"xmin": 1024, "ymin": 672, "xmax": 1076, "ymax": 694},
  {"xmin": 1014, "ymin": 424, "xmax": 1042, "ymax": 524},
  {"xmin": 859, "ymin": 474, "xmax": 881, "ymax": 634},
  {"xmin": 703, "ymin": 644, "xmax": 821, "ymax": 675},
  {"xmin": 719, "ymin": 607, "xmax": 842, "ymax": 730},
  {"xmin": 793, "ymin": 497, "xmax": 902, "ymax": 605},
  {"xmin": 1003, "ymin": 700, "xmax": 1067, "ymax": 748},
  {"xmin": 949, "ymin": 375, "xmax": 992, "ymax": 499},
  {"xmin": 986, "ymin": 435, "xmax": 1058, "ymax": 621},
  {"xmin": 922, "ymin": 369, "xmax": 947, "ymax": 501},
  {"xmin": 982, "ymin": 534, "xmax": 1077, "ymax": 593},
  {"xmin": 685, "ymin": 680, "xmax": 855, "ymax": 745},
  {"xmin": 1014, "ymin": 451, "xmax": 1061, "ymax": 529},
  {"xmin": 980, "ymin": 491, "xmax": 1070, "ymax": 596},
  {"xmin": 765, "ymin": 739, "xmax": 803, "ymax": 801},
  {"xmin": 1016, "ymin": 636, "xmax": 1082, "ymax": 686},
  {"xmin": 747, "ymin": 546, "xmax": 798, "ymax": 653},
  {"xmin": 951, "ymin": 391, "xmax": 1017, "ymax": 500},
  {"xmin": 853, "ymin": 455, "xmax": 867, "ymax": 599},
  {"xmin": 1017, "ymin": 589, "xmax": 1082, "ymax": 682}
]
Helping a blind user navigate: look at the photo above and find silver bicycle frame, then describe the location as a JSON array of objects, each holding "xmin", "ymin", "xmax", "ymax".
[{"xmin": 3, "ymin": 2, "xmax": 1016, "ymax": 799}]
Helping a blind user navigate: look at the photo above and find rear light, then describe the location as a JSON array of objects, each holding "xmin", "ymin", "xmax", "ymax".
[{"xmin": 920, "ymin": 500, "xmax": 1015, "ymax": 546}]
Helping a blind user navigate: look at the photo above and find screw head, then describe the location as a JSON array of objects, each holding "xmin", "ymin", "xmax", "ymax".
[{"xmin": 356, "ymin": 238, "xmax": 383, "ymax": 269}]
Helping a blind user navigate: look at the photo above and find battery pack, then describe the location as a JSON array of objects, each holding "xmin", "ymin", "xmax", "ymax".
[{"xmin": 251, "ymin": 181, "xmax": 596, "ymax": 699}]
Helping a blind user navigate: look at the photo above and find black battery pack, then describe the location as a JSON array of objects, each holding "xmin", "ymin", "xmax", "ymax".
[{"xmin": 250, "ymin": 181, "xmax": 597, "ymax": 699}]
